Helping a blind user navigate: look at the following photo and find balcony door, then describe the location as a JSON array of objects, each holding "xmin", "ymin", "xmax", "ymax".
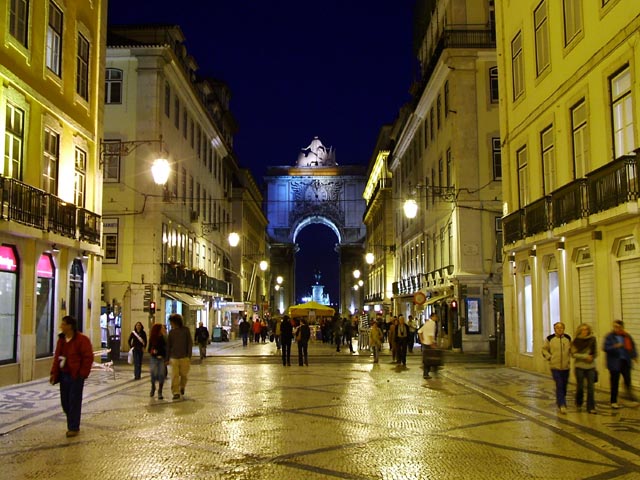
[{"xmin": 68, "ymin": 259, "xmax": 84, "ymax": 331}]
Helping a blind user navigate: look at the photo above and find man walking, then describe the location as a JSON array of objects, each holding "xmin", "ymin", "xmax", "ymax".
[
  {"xmin": 418, "ymin": 313, "xmax": 440, "ymax": 379},
  {"xmin": 542, "ymin": 322, "xmax": 571, "ymax": 414},
  {"xmin": 194, "ymin": 322, "xmax": 209, "ymax": 361},
  {"xmin": 280, "ymin": 315, "xmax": 293, "ymax": 366},
  {"xmin": 407, "ymin": 315, "xmax": 418, "ymax": 353},
  {"xmin": 50, "ymin": 315, "xmax": 94, "ymax": 437},
  {"xmin": 396, "ymin": 315, "xmax": 409, "ymax": 366},
  {"xmin": 297, "ymin": 319, "xmax": 311, "ymax": 366},
  {"xmin": 239, "ymin": 315, "xmax": 250, "ymax": 347},
  {"xmin": 604, "ymin": 319, "xmax": 637, "ymax": 408},
  {"xmin": 167, "ymin": 313, "xmax": 192, "ymax": 400}
]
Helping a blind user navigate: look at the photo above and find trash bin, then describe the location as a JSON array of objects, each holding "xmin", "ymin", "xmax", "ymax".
[
  {"xmin": 488, "ymin": 335, "xmax": 497, "ymax": 358},
  {"xmin": 212, "ymin": 327, "xmax": 222, "ymax": 342},
  {"xmin": 108, "ymin": 335, "xmax": 121, "ymax": 362}
]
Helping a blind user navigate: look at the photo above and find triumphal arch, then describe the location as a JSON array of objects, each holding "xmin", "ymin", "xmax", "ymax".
[{"xmin": 264, "ymin": 137, "xmax": 366, "ymax": 315}]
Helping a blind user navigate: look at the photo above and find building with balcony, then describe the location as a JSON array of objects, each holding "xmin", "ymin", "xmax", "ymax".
[
  {"xmin": 0, "ymin": 1, "xmax": 107, "ymax": 385},
  {"xmin": 362, "ymin": 125, "xmax": 397, "ymax": 319},
  {"xmin": 496, "ymin": 0, "xmax": 640, "ymax": 382},
  {"xmin": 388, "ymin": 0, "xmax": 502, "ymax": 353},
  {"xmin": 102, "ymin": 25, "xmax": 238, "ymax": 342}
]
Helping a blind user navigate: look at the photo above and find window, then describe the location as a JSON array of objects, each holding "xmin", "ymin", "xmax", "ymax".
[
  {"xmin": 74, "ymin": 147, "xmax": 86, "ymax": 207},
  {"xmin": 446, "ymin": 148, "xmax": 452, "ymax": 187},
  {"xmin": 495, "ymin": 217, "xmax": 503, "ymax": 263},
  {"xmin": 444, "ymin": 81, "xmax": 449, "ymax": 117},
  {"xmin": 164, "ymin": 82, "xmax": 171, "ymax": 117},
  {"xmin": 437, "ymin": 94, "xmax": 442, "ymax": 128},
  {"xmin": 0, "ymin": 245, "xmax": 19, "ymax": 364},
  {"xmin": 511, "ymin": 32, "xmax": 524, "ymax": 100},
  {"xmin": 571, "ymin": 100, "xmax": 589, "ymax": 178},
  {"xmin": 103, "ymin": 218, "xmax": 119, "ymax": 263},
  {"xmin": 46, "ymin": 2, "xmax": 62, "ymax": 75},
  {"xmin": 541, "ymin": 125, "xmax": 555, "ymax": 194},
  {"xmin": 517, "ymin": 146, "xmax": 529, "ymax": 208},
  {"xmin": 521, "ymin": 263, "xmax": 534, "ymax": 353},
  {"xmin": 611, "ymin": 67, "xmax": 635, "ymax": 158},
  {"xmin": 4, "ymin": 103, "xmax": 24, "ymax": 179},
  {"xmin": 76, "ymin": 33, "xmax": 89, "ymax": 100},
  {"xmin": 9, "ymin": 0, "xmax": 29, "ymax": 47},
  {"xmin": 101, "ymin": 140, "xmax": 121, "ymax": 182},
  {"xmin": 489, "ymin": 67, "xmax": 499, "ymax": 103},
  {"xmin": 35, "ymin": 253, "xmax": 55, "ymax": 357},
  {"xmin": 546, "ymin": 256, "xmax": 560, "ymax": 338},
  {"xmin": 181, "ymin": 167, "xmax": 187, "ymax": 205},
  {"xmin": 492, "ymin": 137, "xmax": 502, "ymax": 180},
  {"xmin": 174, "ymin": 96, "xmax": 180, "ymax": 129},
  {"xmin": 563, "ymin": 0, "xmax": 583, "ymax": 45},
  {"xmin": 42, "ymin": 128, "xmax": 59, "ymax": 194},
  {"xmin": 105, "ymin": 68, "xmax": 122, "ymax": 104},
  {"xmin": 534, "ymin": 1, "xmax": 550, "ymax": 75},
  {"xmin": 430, "ymin": 108, "xmax": 435, "ymax": 140},
  {"xmin": 182, "ymin": 111, "xmax": 187, "ymax": 138}
]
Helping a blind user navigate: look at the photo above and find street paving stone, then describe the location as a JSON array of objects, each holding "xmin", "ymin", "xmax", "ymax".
[{"xmin": 0, "ymin": 340, "xmax": 639, "ymax": 479}]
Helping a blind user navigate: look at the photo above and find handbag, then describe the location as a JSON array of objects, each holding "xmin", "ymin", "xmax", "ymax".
[{"xmin": 127, "ymin": 347, "xmax": 134, "ymax": 365}]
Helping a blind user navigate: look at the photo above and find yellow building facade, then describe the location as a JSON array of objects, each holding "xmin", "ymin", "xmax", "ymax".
[
  {"xmin": 0, "ymin": 1, "xmax": 107, "ymax": 385},
  {"xmin": 496, "ymin": 0, "xmax": 640, "ymax": 390}
]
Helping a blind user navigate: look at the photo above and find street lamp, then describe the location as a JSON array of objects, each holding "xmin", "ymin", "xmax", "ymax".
[
  {"xmin": 365, "ymin": 252, "xmax": 375, "ymax": 265},
  {"xmin": 150, "ymin": 158, "xmax": 170, "ymax": 185},
  {"xmin": 259, "ymin": 260, "xmax": 268, "ymax": 271},
  {"xmin": 228, "ymin": 232, "xmax": 240, "ymax": 247},
  {"xmin": 353, "ymin": 269, "xmax": 361, "ymax": 279},
  {"xmin": 403, "ymin": 198, "xmax": 418, "ymax": 219}
]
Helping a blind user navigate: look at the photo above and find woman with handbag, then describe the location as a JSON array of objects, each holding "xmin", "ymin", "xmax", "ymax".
[
  {"xmin": 148, "ymin": 323, "xmax": 167, "ymax": 399},
  {"xmin": 128, "ymin": 322, "xmax": 147, "ymax": 380},
  {"xmin": 571, "ymin": 323, "xmax": 598, "ymax": 414}
]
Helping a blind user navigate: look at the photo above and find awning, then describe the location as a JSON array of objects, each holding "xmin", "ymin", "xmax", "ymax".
[
  {"xmin": 163, "ymin": 291, "xmax": 205, "ymax": 309},
  {"xmin": 425, "ymin": 294, "xmax": 450, "ymax": 306}
]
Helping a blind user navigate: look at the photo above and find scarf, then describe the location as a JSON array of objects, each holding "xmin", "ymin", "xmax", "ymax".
[
  {"xmin": 572, "ymin": 335, "xmax": 595, "ymax": 354},
  {"xmin": 622, "ymin": 330, "xmax": 634, "ymax": 353}
]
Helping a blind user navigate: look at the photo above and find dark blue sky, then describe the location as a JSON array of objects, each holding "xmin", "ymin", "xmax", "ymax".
[{"xmin": 107, "ymin": 0, "xmax": 417, "ymax": 303}]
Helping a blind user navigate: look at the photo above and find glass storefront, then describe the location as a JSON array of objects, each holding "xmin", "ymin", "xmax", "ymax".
[
  {"xmin": 35, "ymin": 253, "xmax": 55, "ymax": 357},
  {"xmin": 0, "ymin": 245, "xmax": 19, "ymax": 364}
]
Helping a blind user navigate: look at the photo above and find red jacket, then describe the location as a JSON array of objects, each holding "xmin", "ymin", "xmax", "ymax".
[{"xmin": 51, "ymin": 332, "xmax": 94, "ymax": 380}]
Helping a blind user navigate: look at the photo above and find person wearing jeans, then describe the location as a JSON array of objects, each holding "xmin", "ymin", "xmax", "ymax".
[
  {"xmin": 542, "ymin": 322, "xmax": 571, "ymax": 414},
  {"xmin": 571, "ymin": 323, "xmax": 598, "ymax": 413},
  {"xmin": 603, "ymin": 320, "xmax": 638, "ymax": 408},
  {"xmin": 50, "ymin": 315, "xmax": 94, "ymax": 437},
  {"xmin": 166, "ymin": 313, "xmax": 192, "ymax": 400}
]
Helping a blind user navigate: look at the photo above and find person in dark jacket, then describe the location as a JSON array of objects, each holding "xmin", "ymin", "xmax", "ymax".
[
  {"xmin": 239, "ymin": 316, "xmax": 250, "ymax": 346},
  {"xmin": 50, "ymin": 315, "xmax": 94, "ymax": 437},
  {"xmin": 603, "ymin": 319, "xmax": 638, "ymax": 408},
  {"xmin": 128, "ymin": 322, "xmax": 147, "ymax": 379},
  {"xmin": 194, "ymin": 322, "xmax": 209, "ymax": 361},
  {"xmin": 148, "ymin": 323, "xmax": 167, "ymax": 399},
  {"xmin": 297, "ymin": 319, "xmax": 311, "ymax": 366},
  {"xmin": 280, "ymin": 315, "xmax": 293, "ymax": 366},
  {"xmin": 541, "ymin": 322, "xmax": 571, "ymax": 414},
  {"xmin": 167, "ymin": 313, "xmax": 192, "ymax": 400}
]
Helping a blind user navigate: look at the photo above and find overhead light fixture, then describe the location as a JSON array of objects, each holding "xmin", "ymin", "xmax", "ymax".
[
  {"xmin": 556, "ymin": 241, "xmax": 565, "ymax": 250},
  {"xmin": 51, "ymin": 244, "xmax": 60, "ymax": 253},
  {"xmin": 82, "ymin": 251, "xmax": 89, "ymax": 259},
  {"xmin": 528, "ymin": 249, "xmax": 537, "ymax": 257},
  {"xmin": 508, "ymin": 253, "xmax": 516, "ymax": 263}
]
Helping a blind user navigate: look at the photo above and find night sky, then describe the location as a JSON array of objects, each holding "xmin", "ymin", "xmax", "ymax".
[{"xmin": 107, "ymin": 0, "xmax": 417, "ymax": 304}]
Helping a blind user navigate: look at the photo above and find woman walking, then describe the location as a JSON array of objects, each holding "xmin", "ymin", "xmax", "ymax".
[
  {"xmin": 571, "ymin": 323, "xmax": 598, "ymax": 413},
  {"xmin": 148, "ymin": 323, "xmax": 167, "ymax": 399},
  {"xmin": 128, "ymin": 322, "xmax": 147, "ymax": 380}
]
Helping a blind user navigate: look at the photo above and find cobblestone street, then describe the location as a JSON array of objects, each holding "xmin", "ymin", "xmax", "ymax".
[{"xmin": 1, "ymin": 341, "xmax": 639, "ymax": 479}]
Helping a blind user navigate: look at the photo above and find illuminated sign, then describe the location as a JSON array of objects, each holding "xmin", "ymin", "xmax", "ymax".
[
  {"xmin": 37, "ymin": 254, "xmax": 54, "ymax": 278},
  {"xmin": 0, "ymin": 246, "xmax": 17, "ymax": 272}
]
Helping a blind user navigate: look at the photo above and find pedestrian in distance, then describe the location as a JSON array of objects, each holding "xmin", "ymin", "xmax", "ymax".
[
  {"xmin": 369, "ymin": 320, "xmax": 383, "ymax": 364},
  {"xmin": 388, "ymin": 316, "xmax": 398, "ymax": 363},
  {"xmin": 418, "ymin": 313, "xmax": 440, "ymax": 379},
  {"xmin": 252, "ymin": 316, "xmax": 262, "ymax": 343},
  {"xmin": 49, "ymin": 315, "xmax": 94, "ymax": 438},
  {"xmin": 239, "ymin": 315, "xmax": 250, "ymax": 347},
  {"xmin": 407, "ymin": 314, "xmax": 418, "ymax": 353},
  {"xmin": 166, "ymin": 313, "xmax": 192, "ymax": 400},
  {"xmin": 148, "ymin": 323, "xmax": 167, "ymax": 399},
  {"xmin": 128, "ymin": 321, "xmax": 147, "ymax": 380},
  {"xmin": 603, "ymin": 319, "xmax": 638, "ymax": 409},
  {"xmin": 542, "ymin": 322, "xmax": 571, "ymax": 414},
  {"xmin": 280, "ymin": 315, "xmax": 293, "ymax": 366},
  {"xmin": 343, "ymin": 317, "xmax": 355, "ymax": 353},
  {"xmin": 571, "ymin": 323, "xmax": 598, "ymax": 414},
  {"xmin": 274, "ymin": 316, "xmax": 282, "ymax": 350},
  {"xmin": 333, "ymin": 315, "xmax": 343, "ymax": 352},
  {"xmin": 194, "ymin": 321, "xmax": 210, "ymax": 361},
  {"xmin": 396, "ymin": 315, "xmax": 409, "ymax": 366},
  {"xmin": 297, "ymin": 319, "xmax": 311, "ymax": 366}
]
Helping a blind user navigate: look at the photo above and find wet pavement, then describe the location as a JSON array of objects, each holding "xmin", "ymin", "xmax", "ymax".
[{"xmin": 1, "ymin": 339, "xmax": 639, "ymax": 479}]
